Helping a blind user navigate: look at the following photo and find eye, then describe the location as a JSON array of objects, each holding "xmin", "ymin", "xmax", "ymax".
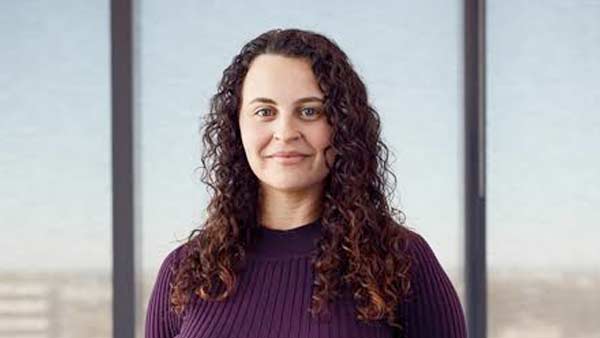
[
  {"xmin": 254, "ymin": 107, "xmax": 274, "ymax": 117},
  {"xmin": 300, "ymin": 107, "xmax": 320, "ymax": 119}
]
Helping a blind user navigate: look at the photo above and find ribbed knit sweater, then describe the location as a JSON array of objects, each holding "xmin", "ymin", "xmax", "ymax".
[{"xmin": 145, "ymin": 219, "xmax": 467, "ymax": 338}]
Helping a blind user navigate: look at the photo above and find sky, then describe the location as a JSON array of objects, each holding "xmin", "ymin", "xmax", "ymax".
[{"xmin": 0, "ymin": 0, "xmax": 598, "ymax": 279}]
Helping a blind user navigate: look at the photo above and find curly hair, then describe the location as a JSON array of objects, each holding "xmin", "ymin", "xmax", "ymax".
[{"xmin": 170, "ymin": 27, "xmax": 416, "ymax": 331}]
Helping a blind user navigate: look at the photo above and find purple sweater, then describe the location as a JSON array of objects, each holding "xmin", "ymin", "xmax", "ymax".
[{"xmin": 145, "ymin": 219, "xmax": 467, "ymax": 338}]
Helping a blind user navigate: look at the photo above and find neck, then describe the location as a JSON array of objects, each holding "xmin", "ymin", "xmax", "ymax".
[{"xmin": 258, "ymin": 182, "xmax": 324, "ymax": 230}]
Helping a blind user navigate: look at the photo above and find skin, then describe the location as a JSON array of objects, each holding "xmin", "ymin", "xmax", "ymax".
[{"xmin": 238, "ymin": 54, "xmax": 336, "ymax": 231}]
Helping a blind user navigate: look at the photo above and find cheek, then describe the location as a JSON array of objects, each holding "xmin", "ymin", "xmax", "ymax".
[
  {"xmin": 240, "ymin": 123, "xmax": 270, "ymax": 157},
  {"xmin": 311, "ymin": 124, "xmax": 333, "ymax": 153},
  {"xmin": 306, "ymin": 124, "xmax": 334, "ymax": 166}
]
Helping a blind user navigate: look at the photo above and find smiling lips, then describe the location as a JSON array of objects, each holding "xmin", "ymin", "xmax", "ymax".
[
  {"xmin": 270, "ymin": 151, "xmax": 309, "ymax": 157},
  {"xmin": 268, "ymin": 151, "xmax": 309, "ymax": 165}
]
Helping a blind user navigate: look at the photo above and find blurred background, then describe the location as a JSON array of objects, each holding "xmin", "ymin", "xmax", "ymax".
[{"xmin": 0, "ymin": 0, "xmax": 598, "ymax": 338}]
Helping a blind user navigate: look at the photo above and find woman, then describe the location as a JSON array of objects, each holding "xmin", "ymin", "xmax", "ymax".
[{"xmin": 145, "ymin": 28, "xmax": 466, "ymax": 338}]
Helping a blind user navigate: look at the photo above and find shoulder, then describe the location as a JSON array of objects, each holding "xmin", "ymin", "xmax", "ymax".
[
  {"xmin": 404, "ymin": 229, "xmax": 440, "ymax": 267},
  {"xmin": 399, "ymin": 228, "xmax": 457, "ymax": 302},
  {"xmin": 145, "ymin": 242, "xmax": 190, "ymax": 336},
  {"xmin": 402, "ymin": 229, "xmax": 451, "ymax": 285},
  {"xmin": 397, "ymin": 229, "xmax": 467, "ymax": 336},
  {"xmin": 156, "ymin": 241, "xmax": 189, "ymax": 279}
]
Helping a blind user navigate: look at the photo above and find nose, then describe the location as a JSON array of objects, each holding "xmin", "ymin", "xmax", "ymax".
[{"xmin": 273, "ymin": 114, "xmax": 302, "ymax": 142}]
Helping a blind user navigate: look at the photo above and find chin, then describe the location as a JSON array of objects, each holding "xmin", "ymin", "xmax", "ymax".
[
  {"xmin": 261, "ymin": 179, "xmax": 315, "ymax": 192},
  {"xmin": 271, "ymin": 183, "xmax": 311, "ymax": 192}
]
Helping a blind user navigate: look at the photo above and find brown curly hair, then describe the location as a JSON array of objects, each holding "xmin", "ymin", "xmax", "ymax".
[{"xmin": 170, "ymin": 27, "xmax": 416, "ymax": 330}]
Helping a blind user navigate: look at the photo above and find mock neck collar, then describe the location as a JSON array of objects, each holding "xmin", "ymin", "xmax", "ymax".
[{"xmin": 248, "ymin": 217, "xmax": 323, "ymax": 259}]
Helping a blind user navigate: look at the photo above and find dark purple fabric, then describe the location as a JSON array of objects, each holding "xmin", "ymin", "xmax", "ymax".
[{"xmin": 145, "ymin": 219, "xmax": 467, "ymax": 338}]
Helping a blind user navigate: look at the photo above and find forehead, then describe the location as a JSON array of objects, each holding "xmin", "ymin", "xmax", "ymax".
[{"xmin": 241, "ymin": 54, "xmax": 323, "ymax": 106}]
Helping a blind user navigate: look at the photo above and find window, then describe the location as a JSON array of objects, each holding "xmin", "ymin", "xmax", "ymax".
[
  {"xmin": 487, "ymin": 1, "xmax": 600, "ymax": 337},
  {"xmin": 0, "ymin": 1, "xmax": 112, "ymax": 338}
]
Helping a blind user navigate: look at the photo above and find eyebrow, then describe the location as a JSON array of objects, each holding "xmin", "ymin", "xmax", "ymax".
[{"xmin": 248, "ymin": 96, "xmax": 324, "ymax": 106}]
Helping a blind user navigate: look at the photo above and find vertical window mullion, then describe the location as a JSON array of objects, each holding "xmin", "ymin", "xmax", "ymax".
[
  {"xmin": 111, "ymin": 0, "xmax": 136, "ymax": 337},
  {"xmin": 464, "ymin": 0, "xmax": 487, "ymax": 337}
]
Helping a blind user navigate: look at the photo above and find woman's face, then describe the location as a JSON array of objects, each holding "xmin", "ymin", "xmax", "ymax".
[{"xmin": 238, "ymin": 54, "xmax": 335, "ymax": 193}]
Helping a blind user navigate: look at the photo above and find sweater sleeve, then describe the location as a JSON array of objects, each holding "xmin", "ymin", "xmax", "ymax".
[
  {"xmin": 397, "ymin": 232, "xmax": 467, "ymax": 338},
  {"xmin": 144, "ymin": 243, "xmax": 186, "ymax": 338}
]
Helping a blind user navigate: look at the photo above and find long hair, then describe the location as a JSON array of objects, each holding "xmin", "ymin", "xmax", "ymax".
[{"xmin": 170, "ymin": 28, "xmax": 416, "ymax": 330}]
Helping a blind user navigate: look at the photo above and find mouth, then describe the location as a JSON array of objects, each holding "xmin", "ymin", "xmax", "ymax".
[
  {"xmin": 269, "ymin": 151, "xmax": 310, "ymax": 157},
  {"xmin": 269, "ymin": 154, "xmax": 309, "ymax": 165},
  {"xmin": 271, "ymin": 154, "xmax": 308, "ymax": 158}
]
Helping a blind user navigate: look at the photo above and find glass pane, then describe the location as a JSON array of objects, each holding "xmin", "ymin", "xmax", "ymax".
[
  {"xmin": 0, "ymin": 1, "xmax": 112, "ymax": 338},
  {"xmin": 136, "ymin": 1, "xmax": 464, "ymax": 336},
  {"xmin": 488, "ymin": 1, "xmax": 600, "ymax": 338}
]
